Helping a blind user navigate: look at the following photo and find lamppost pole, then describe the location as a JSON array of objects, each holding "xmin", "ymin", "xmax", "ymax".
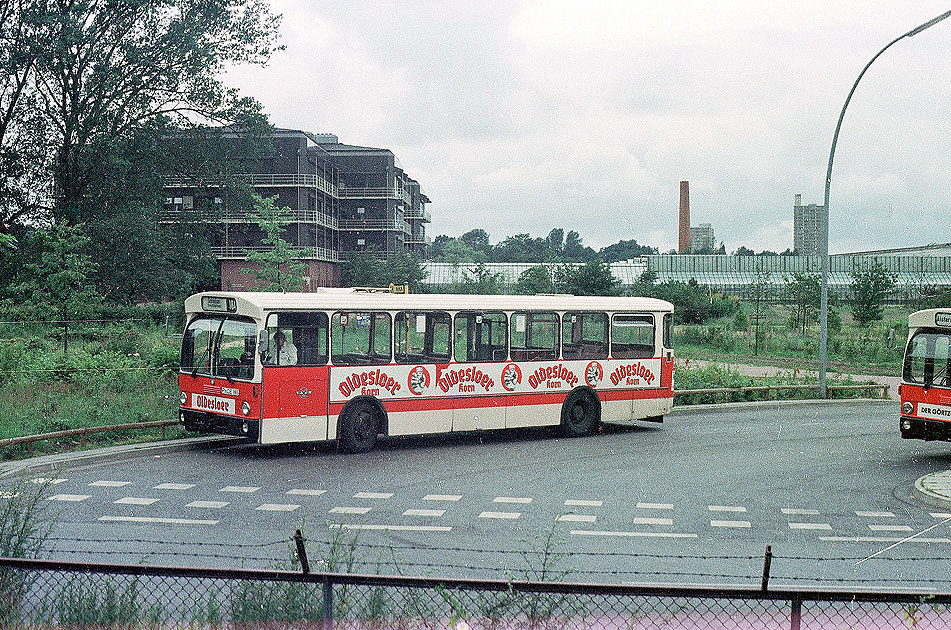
[{"xmin": 819, "ymin": 10, "xmax": 951, "ymax": 398}]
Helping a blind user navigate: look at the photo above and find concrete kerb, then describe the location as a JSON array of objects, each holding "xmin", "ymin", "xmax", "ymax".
[
  {"xmin": 914, "ymin": 471, "xmax": 951, "ymax": 511},
  {"xmin": 1, "ymin": 399, "xmax": 896, "ymax": 478},
  {"xmin": 0, "ymin": 435, "xmax": 242, "ymax": 480}
]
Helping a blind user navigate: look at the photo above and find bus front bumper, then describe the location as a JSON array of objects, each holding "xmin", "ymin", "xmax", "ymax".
[
  {"xmin": 901, "ymin": 416, "xmax": 951, "ymax": 441},
  {"xmin": 180, "ymin": 408, "xmax": 260, "ymax": 441}
]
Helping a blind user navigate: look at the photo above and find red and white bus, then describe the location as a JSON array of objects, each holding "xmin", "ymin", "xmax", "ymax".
[
  {"xmin": 900, "ymin": 308, "xmax": 951, "ymax": 441},
  {"xmin": 178, "ymin": 290, "xmax": 674, "ymax": 452}
]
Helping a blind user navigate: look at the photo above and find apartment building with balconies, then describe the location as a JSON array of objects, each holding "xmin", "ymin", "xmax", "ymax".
[{"xmin": 162, "ymin": 128, "xmax": 430, "ymax": 289}]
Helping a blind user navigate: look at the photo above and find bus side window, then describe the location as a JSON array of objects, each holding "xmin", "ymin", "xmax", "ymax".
[
  {"xmin": 612, "ymin": 314, "xmax": 655, "ymax": 359},
  {"xmin": 511, "ymin": 311, "xmax": 558, "ymax": 361},
  {"xmin": 454, "ymin": 311, "xmax": 507, "ymax": 363},
  {"xmin": 332, "ymin": 311, "xmax": 391, "ymax": 366},
  {"xmin": 562, "ymin": 312, "xmax": 608, "ymax": 360},
  {"xmin": 396, "ymin": 311, "xmax": 450, "ymax": 364}
]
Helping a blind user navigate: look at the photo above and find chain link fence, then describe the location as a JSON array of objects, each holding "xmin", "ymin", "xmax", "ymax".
[{"xmin": 2, "ymin": 556, "xmax": 949, "ymax": 629}]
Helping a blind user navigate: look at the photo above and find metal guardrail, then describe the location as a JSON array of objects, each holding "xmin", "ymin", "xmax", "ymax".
[{"xmin": 0, "ymin": 384, "xmax": 889, "ymax": 453}]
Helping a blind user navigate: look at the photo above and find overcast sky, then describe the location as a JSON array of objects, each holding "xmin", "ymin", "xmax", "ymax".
[{"xmin": 225, "ymin": 1, "xmax": 951, "ymax": 254}]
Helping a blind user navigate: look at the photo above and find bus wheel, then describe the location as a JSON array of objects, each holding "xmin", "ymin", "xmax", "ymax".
[
  {"xmin": 340, "ymin": 400, "xmax": 381, "ymax": 453},
  {"xmin": 561, "ymin": 389, "xmax": 600, "ymax": 437}
]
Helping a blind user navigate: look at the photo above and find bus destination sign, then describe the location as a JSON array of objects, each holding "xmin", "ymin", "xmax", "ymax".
[
  {"xmin": 936, "ymin": 312, "xmax": 951, "ymax": 328},
  {"xmin": 201, "ymin": 296, "xmax": 237, "ymax": 313}
]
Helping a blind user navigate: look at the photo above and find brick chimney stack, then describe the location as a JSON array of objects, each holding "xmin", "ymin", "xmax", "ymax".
[{"xmin": 678, "ymin": 181, "xmax": 690, "ymax": 253}]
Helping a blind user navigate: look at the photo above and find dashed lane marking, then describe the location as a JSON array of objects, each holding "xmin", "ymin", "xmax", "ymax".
[
  {"xmin": 330, "ymin": 507, "xmax": 372, "ymax": 515},
  {"xmin": 90, "ymin": 481, "xmax": 130, "ymax": 488},
  {"xmin": 154, "ymin": 483, "xmax": 195, "ymax": 491},
  {"xmin": 821, "ymin": 536, "xmax": 951, "ymax": 544},
  {"xmin": 286, "ymin": 489, "xmax": 326, "ymax": 496},
  {"xmin": 571, "ymin": 530, "xmax": 698, "ymax": 539},
  {"xmin": 632, "ymin": 517, "xmax": 673, "ymax": 526},
  {"xmin": 636, "ymin": 503, "xmax": 673, "ymax": 510},
  {"xmin": 855, "ymin": 511, "xmax": 895, "ymax": 518},
  {"xmin": 558, "ymin": 514, "xmax": 596, "ymax": 523},
  {"xmin": 99, "ymin": 516, "xmax": 218, "ymax": 526},
  {"xmin": 711, "ymin": 520, "xmax": 752, "ymax": 528},
  {"xmin": 931, "ymin": 512, "xmax": 951, "ymax": 518},
  {"xmin": 868, "ymin": 524, "xmax": 913, "ymax": 533},
  {"xmin": 709, "ymin": 505, "xmax": 747, "ymax": 513},
  {"xmin": 479, "ymin": 511, "xmax": 521, "ymax": 519},
  {"xmin": 353, "ymin": 492, "xmax": 394, "ymax": 500},
  {"xmin": 49, "ymin": 494, "xmax": 90, "ymax": 502},
  {"xmin": 403, "ymin": 509, "xmax": 446, "ymax": 517},
  {"xmin": 494, "ymin": 497, "xmax": 532, "ymax": 504},
  {"xmin": 220, "ymin": 486, "xmax": 260, "ymax": 493},
  {"xmin": 32, "ymin": 478, "xmax": 67, "ymax": 485},
  {"xmin": 186, "ymin": 501, "xmax": 229, "ymax": 509},
  {"xmin": 423, "ymin": 494, "xmax": 462, "ymax": 502},
  {"xmin": 330, "ymin": 524, "xmax": 452, "ymax": 532},
  {"xmin": 115, "ymin": 497, "xmax": 159, "ymax": 506},
  {"xmin": 256, "ymin": 504, "xmax": 300, "ymax": 512},
  {"xmin": 782, "ymin": 509, "xmax": 819, "ymax": 516},
  {"xmin": 789, "ymin": 522, "xmax": 833, "ymax": 531},
  {"xmin": 565, "ymin": 500, "xmax": 602, "ymax": 507}
]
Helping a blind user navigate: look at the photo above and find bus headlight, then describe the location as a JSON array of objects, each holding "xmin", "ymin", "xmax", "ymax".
[
  {"xmin": 242, "ymin": 401, "xmax": 251, "ymax": 416},
  {"xmin": 180, "ymin": 392, "xmax": 187, "ymax": 406},
  {"xmin": 242, "ymin": 422, "xmax": 249, "ymax": 434},
  {"xmin": 902, "ymin": 401, "xmax": 914, "ymax": 415}
]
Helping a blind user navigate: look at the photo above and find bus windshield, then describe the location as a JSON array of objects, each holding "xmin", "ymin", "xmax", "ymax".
[
  {"xmin": 904, "ymin": 330, "xmax": 951, "ymax": 388},
  {"xmin": 181, "ymin": 315, "xmax": 258, "ymax": 381}
]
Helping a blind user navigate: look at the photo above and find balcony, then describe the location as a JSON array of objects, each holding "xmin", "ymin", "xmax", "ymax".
[
  {"xmin": 338, "ymin": 218, "xmax": 411, "ymax": 233},
  {"xmin": 160, "ymin": 207, "xmax": 338, "ymax": 230},
  {"xmin": 337, "ymin": 185, "xmax": 403, "ymax": 200},
  {"xmin": 404, "ymin": 233, "xmax": 432, "ymax": 246},
  {"xmin": 165, "ymin": 173, "xmax": 338, "ymax": 197},
  {"xmin": 210, "ymin": 245, "xmax": 339, "ymax": 263},
  {"xmin": 403, "ymin": 207, "xmax": 431, "ymax": 222}
]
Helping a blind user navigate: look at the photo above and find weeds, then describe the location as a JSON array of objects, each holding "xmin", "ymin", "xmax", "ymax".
[{"xmin": 0, "ymin": 476, "xmax": 56, "ymax": 623}]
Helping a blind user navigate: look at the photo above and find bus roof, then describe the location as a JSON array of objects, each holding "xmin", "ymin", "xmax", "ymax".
[
  {"xmin": 184, "ymin": 291, "xmax": 674, "ymax": 320},
  {"xmin": 909, "ymin": 308, "xmax": 951, "ymax": 330}
]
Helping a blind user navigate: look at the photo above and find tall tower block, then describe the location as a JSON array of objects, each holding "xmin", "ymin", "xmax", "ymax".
[{"xmin": 678, "ymin": 181, "xmax": 690, "ymax": 253}]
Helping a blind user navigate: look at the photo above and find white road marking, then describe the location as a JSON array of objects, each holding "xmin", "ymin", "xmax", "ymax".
[
  {"xmin": 930, "ymin": 512, "xmax": 951, "ymax": 518},
  {"xmin": 782, "ymin": 508, "xmax": 819, "ymax": 516},
  {"xmin": 632, "ymin": 517, "xmax": 673, "ymax": 526},
  {"xmin": 403, "ymin": 509, "xmax": 446, "ymax": 517},
  {"xmin": 423, "ymin": 494, "xmax": 462, "ymax": 502},
  {"xmin": 571, "ymin": 530, "xmax": 698, "ymax": 539},
  {"xmin": 353, "ymin": 492, "xmax": 393, "ymax": 499},
  {"xmin": 708, "ymin": 505, "xmax": 747, "ymax": 513},
  {"xmin": 99, "ymin": 516, "xmax": 218, "ymax": 526},
  {"xmin": 565, "ymin": 500, "xmax": 602, "ymax": 507},
  {"xmin": 558, "ymin": 514, "xmax": 596, "ymax": 523},
  {"xmin": 32, "ymin": 478, "xmax": 67, "ymax": 485},
  {"xmin": 220, "ymin": 486, "xmax": 259, "ymax": 493},
  {"xmin": 115, "ymin": 497, "xmax": 159, "ymax": 506},
  {"xmin": 822, "ymin": 536, "xmax": 951, "ymax": 544},
  {"xmin": 257, "ymin": 504, "xmax": 300, "ymax": 512},
  {"xmin": 789, "ymin": 522, "xmax": 833, "ymax": 530},
  {"xmin": 636, "ymin": 502, "xmax": 674, "ymax": 510},
  {"xmin": 154, "ymin": 483, "xmax": 195, "ymax": 490},
  {"xmin": 494, "ymin": 497, "xmax": 532, "ymax": 504},
  {"xmin": 855, "ymin": 511, "xmax": 895, "ymax": 518},
  {"xmin": 186, "ymin": 501, "xmax": 229, "ymax": 509},
  {"xmin": 330, "ymin": 524, "xmax": 452, "ymax": 532},
  {"xmin": 868, "ymin": 525, "xmax": 913, "ymax": 532},
  {"xmin": 48, "ymin": 494, "xmax": 90, "ymax": 502},
  {"xmin": 330, "ymin": 507, "xmax": 371, "ymax": 515},
  {"xmin": 711, "ymin": 520, "xmax": 752, "ymax": 528},
  {"xmin": 287, "ymin": 489, "xmax": 326, "ymax": 496},
  {"xmin": 90, "ymin": 481, "xmax": 130, "ymax": 488},
  {"xmin": 479, "ymin": 511, "xmax": 521, "ymax": 519}
]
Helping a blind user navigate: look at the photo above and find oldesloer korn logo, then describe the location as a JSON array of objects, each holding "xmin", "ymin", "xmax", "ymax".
[
  {"xmin": 585, "ymin": 361, "xmax": 603, "ymax": 387},
  {"xmin": 407, "ymin": 366, "xmax": 430, "ymax": 395},
  {"xmin": 501, "ymin": 363, "xmax": 522, "ymax": 392}
]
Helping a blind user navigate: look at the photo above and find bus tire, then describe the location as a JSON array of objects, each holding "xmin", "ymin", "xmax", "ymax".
[
  {"xmin": 561, "ymin": 389, "xmax": 600, "ymax": 437},
  {"xmin": 339, "ymin": 400, "xmax": 382, "ymax": 453}
]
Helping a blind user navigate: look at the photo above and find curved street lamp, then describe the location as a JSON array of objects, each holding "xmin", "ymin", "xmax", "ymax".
[{"xmin": 819, "ymin": 9, "xmax": 951, "ymax": 398}]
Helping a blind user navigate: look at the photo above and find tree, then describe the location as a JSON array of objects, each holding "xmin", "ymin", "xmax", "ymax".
[
  {"xmin": 515, "ymin": 265, "xmax": 554, "ymax": 295},
  {"xmin": 849, "ymin": 260, "xmax": 896, "ymax": 327},
  {"xmin": 745, "ymin": 268, "xmax": 772, "ymax": 355},
  {"xmin": 385, "ymin": 252, "xmax": 428, "ymax": 291},
  {"xmin": 9, "ymin": 223, "xmax": 99, "ymax": 353},
  {"xmin": 245, "ymin": 194, "xmax": 306, "ymax": 292},
  {"xmin": 458, "ymin": 262, "xmax": 504, "ymax": 294},
  {"xmin": 783, "ymin": 272, "xmax": 821, "ymax": 335},
  {"xmin": 555, "ymin": 260, "xmax": 620, "ymax": 296},
  {"xmin": 598, "ymin": 238, "xmax": 658, "ymax": 262},
  {"xmin": 458, "ymin": 229, "xmax": 492, "ymax": 259},
  {"xmin": 734, "ymin": 246, "xmax": 755, "ymax": 256},
  {"xmin": 342, "ymin": 250, "xmax": 387, "ymax": 287},
  {"xmin": 25, "ymin": 0, "xmax": 282, "ymax": 225}
]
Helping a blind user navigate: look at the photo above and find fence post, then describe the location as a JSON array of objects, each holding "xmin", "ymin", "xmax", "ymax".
[
  {"xmin": 761, "ymin": 545, "xmax": 772, "ymax": 591},
  {"xmin": 790, "ymin": 597, "xmax": 801, "ymax": 630},
  {"xmin": 322, "ymin": 577, "xmax": 333, "ymax": 630},
  {"xmin": 294, "ymin": 529, "xmax": 310, "ymax": 574}
]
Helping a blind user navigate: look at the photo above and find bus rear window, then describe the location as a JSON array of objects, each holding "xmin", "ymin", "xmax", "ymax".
[{"xmin": 612, "ymin": 314, "xmax": 655, "ymax": 359}]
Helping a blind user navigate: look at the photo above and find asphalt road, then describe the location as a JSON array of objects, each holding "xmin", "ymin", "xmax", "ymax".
[{"xmin": 15, "ymin": 400, "xmax": 951, "ymax": 589}]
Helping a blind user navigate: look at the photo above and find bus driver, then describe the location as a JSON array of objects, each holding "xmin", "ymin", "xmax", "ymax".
[{"xmin": 265, "ymin": 330, "xmax": 297, "ymax": 366}]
